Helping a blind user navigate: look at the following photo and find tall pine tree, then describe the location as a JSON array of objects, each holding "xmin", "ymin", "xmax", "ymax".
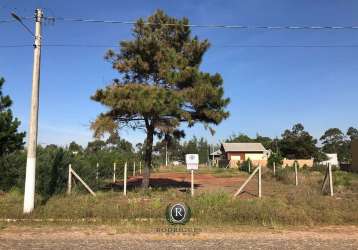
[
  {"xmin": 91, "ymin": 10, "xmax": 229, "ymax": 188},
  {"xmin": 0, "ymin": 77, "xmax": 25, "ymax": 156},
  {"xmin": 0, "ymin": 77, "xmax": 26, "ymax": 190}
]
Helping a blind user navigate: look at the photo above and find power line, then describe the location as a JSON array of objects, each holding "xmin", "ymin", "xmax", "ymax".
[
  {"xmin": 37, "ymin": 16, "xmax": 358, "ymax": 30},
  {"xmin": 0, "ymin": 44, "xmax": 32, "ymax": 48},
  {"xmin": 0, "ymin": 19, "xmax": 13, "ymax": 23},
  {"xmin": 3, "ymin": 43, "xmax": 358, "ymax": 49},
  {"xmin": 6, "ymin": 15, "xmax": 358, "ymax": 30},
  {"xmin": 0, "ymin": 16, "xmax": 32, "ymax": 23},
  {"xmin": 215, "ymin": 44, "xmax": 358, "ymax": 48}
]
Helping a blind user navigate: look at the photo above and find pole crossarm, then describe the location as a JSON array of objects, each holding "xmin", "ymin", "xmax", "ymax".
[{"xmin": 234, "ymin": 166, "xmax": 262, "ymax": 198}]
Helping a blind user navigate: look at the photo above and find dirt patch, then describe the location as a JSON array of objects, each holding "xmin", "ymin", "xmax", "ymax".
[{"xmin": 110, "ymin": 172, "xmax": 262, "ymax": 198}]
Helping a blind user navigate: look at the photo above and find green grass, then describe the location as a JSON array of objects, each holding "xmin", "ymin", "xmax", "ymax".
[{"xmin": 1, "ymin": 170, "xmax": 358, "ymax": 227}]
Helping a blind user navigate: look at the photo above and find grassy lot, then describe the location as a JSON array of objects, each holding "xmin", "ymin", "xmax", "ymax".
[{"xmin": 1, "ymin": 167, "xmax": 358, "ymax": 229}]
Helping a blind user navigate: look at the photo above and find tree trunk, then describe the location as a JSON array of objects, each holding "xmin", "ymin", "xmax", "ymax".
[{"xmin": 142, "ymin": 123, "xmax": 154, "ymax": 189}]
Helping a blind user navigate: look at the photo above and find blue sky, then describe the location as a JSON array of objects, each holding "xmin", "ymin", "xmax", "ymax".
[{"xmin": 1, "ymin": 0, "xmax": 358, "ymax": 146}]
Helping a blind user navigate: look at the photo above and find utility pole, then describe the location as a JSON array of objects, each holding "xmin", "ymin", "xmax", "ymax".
[{"xmin": 23, "ymin": 8, "xmax": 43, "ymax": 214}]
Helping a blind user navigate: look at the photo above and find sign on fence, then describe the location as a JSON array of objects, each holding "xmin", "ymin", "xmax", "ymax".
[{"xmin": 185, "ymin": 154, "xmax": 199, "ymax": 170}]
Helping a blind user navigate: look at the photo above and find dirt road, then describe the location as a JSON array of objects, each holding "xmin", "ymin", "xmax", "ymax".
[{"xmin": 1, "ymin": 226, "xmax": 358, "ymax": 249}]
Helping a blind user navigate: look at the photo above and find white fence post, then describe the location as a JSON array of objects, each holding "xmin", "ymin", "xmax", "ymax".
[
  {"xmin": 328, "ymin": 163, "xmax": 334, "ymax": 196},
  {"xmin": 124, "ymin": 162, "xmax": 127, "ymax": 196},
  {"xmin": 273, "ymin": 161, "xmax": 276, "ymax": 176},
  {"xmin": 258, "ymin": 166, "xmax": 262, "ymax": 198},
  {"xmin": 113, "ymin": 162, "xmax": 116, "ymax": 183},
  {"xmin": 191, "ymin": 169, "xmax": 194, "ymax": 197},
  {"xmin": 67, "ymin": 164, "xmax": 72, "ymax": 195},
  {"xmin": 234, "ymin": 166, "xmax": 261, "ymax": 198},
  {"xmin": 139, "ymin": 161, "xmax": 142, "ymax": 175},
  {"xmin": 295, "ymin": 162, "xmax": 298, "ymax": 186},
  {"xmin": 96, "ymin": 162, "xmax": 99, "ymax": 185},
  {"xmin": 70, "ymin": 166, "xmax": 96, "ymax": 196},
  {"xmin": 133, "ymin": 162, "xmax": 136, "ymax": 176},
  {"xmin": 321, "ymin": 163, "xmax": 334, "ymax": 197},
  {"xmin": 248, "ymin": 160, "xmax": 251, "ymax": 173}
]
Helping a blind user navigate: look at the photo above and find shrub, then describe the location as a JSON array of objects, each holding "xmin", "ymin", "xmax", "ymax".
[
  {"xmin": 238, "ymin": 159, "xmax": 253, "ymax": 173},
  {"xmin": 267, "ymin": 152, "xmax": 283, "ymax": 168}
]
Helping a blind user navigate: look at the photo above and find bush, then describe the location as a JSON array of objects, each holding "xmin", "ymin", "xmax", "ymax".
[
  {"xmin": 0, "ymin": 144, "xmax": 140, "ymax": 200},
  {"xmin": 238, "ymin": 159, "xmax": 253, "ymax": 173},
  {"xmin": 267, "ymin": 152, "xmax": 283, "ymax": 168},
  {"xmin": 0, "ymin": 151, "xmax": 26, "ymax": 192}
]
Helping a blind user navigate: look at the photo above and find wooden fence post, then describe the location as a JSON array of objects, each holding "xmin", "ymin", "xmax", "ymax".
[
  {"xmin": 96, "ymin": 162, "xmax": 99, "ymax": 185},
  {"xmin": 234, "ymin": 166, "xmax": 261, "ymax": 198},
  {"xmin": 258, "ymin": 166, "xmax": 262, "ymax": 198},
  {"xmin": 328, "ymin": 163, "xmax": 334, "ymax": 196},
  {"xmin": 295, "ymin": 161, "xmax": 298, "ymax": 186},
  {"xmin": 191, "ymin": 169, "xmax": 194, "ymax": 197},
  {"xmin": 113, "ymin": 162, "xmax": 116, "ymax": 183},
  {"xmin": 133, "ymin": 162, "xmax": 136, "ymax": 176},
  {"xmin": 321, "ymin": 163, "xmax": 334, "ymax": 196},
  {"xmin": 70, "ymin": 167, "xmax": 96, "ymax": 196},
  {"xmin": 67, "ymin": 164, "xmax": 72, "ymax": 195},
  {"xmin": 124, "ymin": 162, "xmax": 127, "ymax": 196}
]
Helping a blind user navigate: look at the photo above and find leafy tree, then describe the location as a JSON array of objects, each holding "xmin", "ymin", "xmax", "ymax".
[
  {"xmin": 182, "ymin": 137, "xmax": 209, "ymax": 164},
  {"xmin": 254, "ymin": 134, "xmax": 273, "ymax": 150},
  {"xmin": 0, "ymin": 77, "xmax": 25, "ymax": 156},
  {"xmin": 226, "ymin": 133, "xmax": 273, "ymax": 150},
  {"xmin": 154, "ymin": 135, "xmax": 183, "ymax": 165},
  {"xmin": 347, "ymin": 127, "xmax": 358, "ymax": 141},
  {"xmin": 279, "ymin": 123, "xmax": 320, "ymax": 159},
  {"xmin": 319, "ymin": 127, "xmax": 358, "ymax": 162},
  {"xmin": 320, "ymin": 128, "xmax": 345, "ymax": 154},
  {"xmin": 86, "ymin": 140, "xmax": 106, "ymax": 153},
  {"xmin": 91, "ymin": 10, "xmax": 229, "ymax": 188},
  {"xmin": 342, "ymin": 127, "xmax": 358, "ymax": 162},
  {"xmin": 0, "ymin": 150, "xmax": 26, "ymax": 191},
  {"xmin": 68, "ymin": 141, "xmax": 83, "ymax": 153},
  {"xmin": 0, "ymin": 77, "xmax": 26, "ymax": 191},
  {"xmin": 106, "ymin": 133, "xmax": 134, "ymax": 153},
  {"xmin": 267, "ymin": 152, "xmax": 283, "ymax": 167},
  {"xmin": 37, "ymin": 146, "xmax": 72, "ymax": 201},
  {"xmin": 226, "ymin": 133, "xmax": 253, "ymax": 143}
]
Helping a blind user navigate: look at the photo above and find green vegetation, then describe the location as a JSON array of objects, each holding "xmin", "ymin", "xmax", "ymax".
[
  {"xmin": 1, "ymin": 169, "xmax": 357, "ymax": 227},
  {"xmin": 321, "ymin": 127, "xmax": 358, "ymax": 162},
  {"xmin": 90, "ymin": 10, "xmax": 230, "ymax": 188},
  {"xmin": 238, "ymin": 159, "xmax": 253, "ymax": 173},
  {"xmin": 154, "ymin": 136, "xmax": 211, "ymax": 165},
  {"xmin": 0, "ymin": 77, "xmax": 26, "ymax": 190},
  {"xmin": 0, "ymin": 139, "xmax": 139, "ymax": 198},
  {"xmin": 226, "ymin": 124, "xmax": 358, "ymax": 164}
]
